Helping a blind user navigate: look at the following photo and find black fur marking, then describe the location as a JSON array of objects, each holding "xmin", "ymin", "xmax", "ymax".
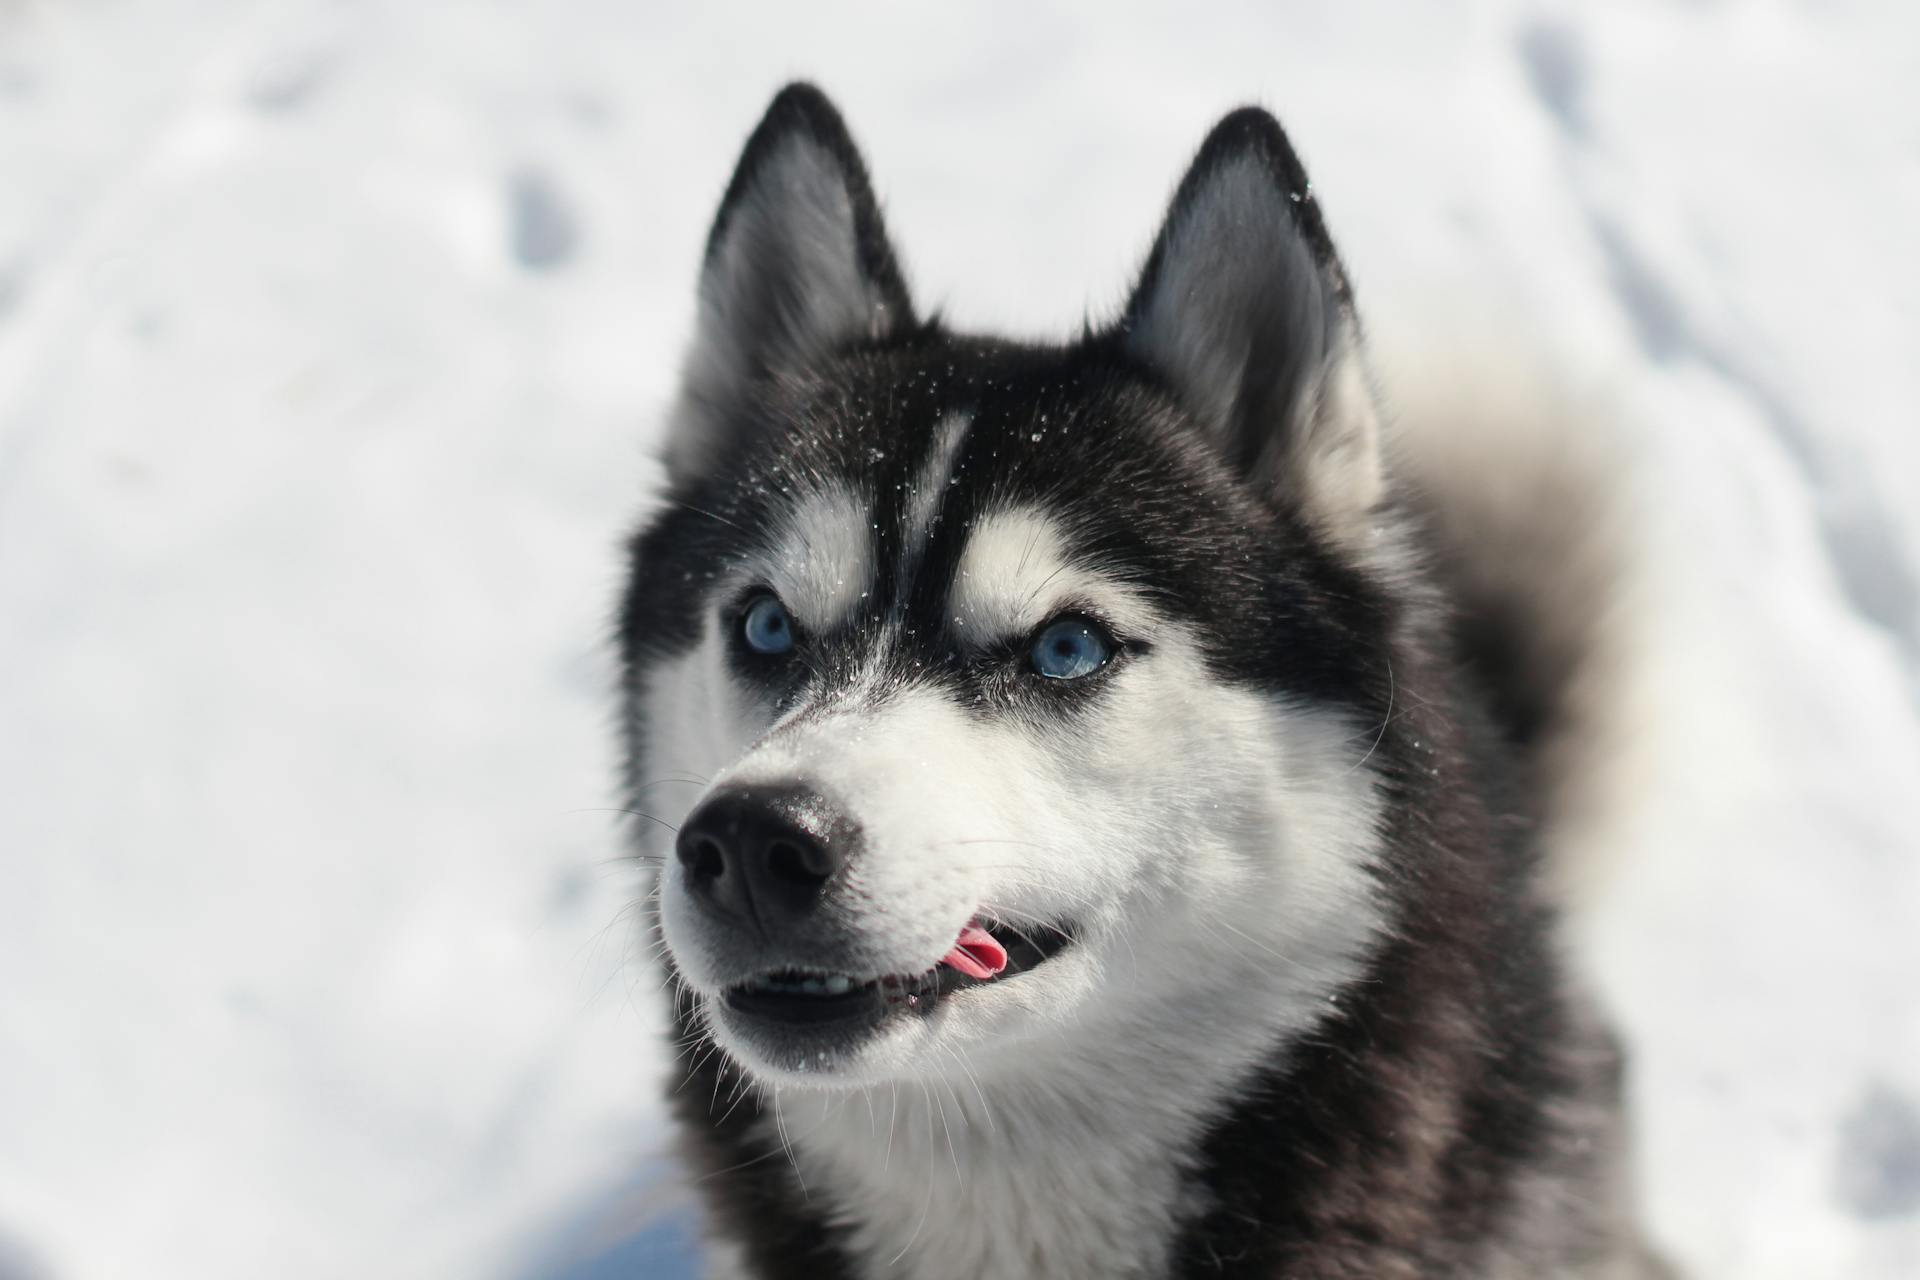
[{"xmin": 1166, "ymin": 636, "xmax": 1624, "ymax": 1276}]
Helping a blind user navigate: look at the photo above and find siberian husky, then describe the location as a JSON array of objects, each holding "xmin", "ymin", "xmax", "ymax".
[{"xmin": 618, "ymin": 83, "xmax": 1663, "ymax": 1279}]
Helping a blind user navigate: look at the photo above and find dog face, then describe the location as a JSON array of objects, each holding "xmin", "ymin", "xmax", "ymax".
[{"xmin": 622, "ymin": 87, "xmax": 1397, "ymax": 1089}]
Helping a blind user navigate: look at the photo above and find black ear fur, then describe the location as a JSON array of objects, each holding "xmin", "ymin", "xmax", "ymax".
[
  {"xmin": 1120, "ymin": 108, "xmax": 1381, "ymax": 531},
  {"xmin": 668, "ymin": 84, "xmax": 915, "ymax": 484}
]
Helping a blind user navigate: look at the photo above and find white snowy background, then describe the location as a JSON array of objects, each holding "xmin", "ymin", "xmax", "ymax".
[{"xmin": 2, "ymin": 2, "xmax": 1916, "ymax": 1277}]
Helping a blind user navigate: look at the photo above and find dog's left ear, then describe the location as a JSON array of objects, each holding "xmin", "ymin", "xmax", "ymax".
[
  {"xmin": 668, "ymin": 83, "xmax": 915, "ymax": 486},
  {"xmin": 1121, "ymin": 108, "xmax": 1382, "ymax": 538}
]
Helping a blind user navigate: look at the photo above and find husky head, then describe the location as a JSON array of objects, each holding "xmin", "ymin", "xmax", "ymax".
[{"xmin": 623, "ymin": 85, "xmax": 1397, "ymax": 1090}]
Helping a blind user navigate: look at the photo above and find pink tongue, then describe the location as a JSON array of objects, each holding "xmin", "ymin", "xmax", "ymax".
[{"xmin": 940, "ymin": 923, "xmax": 1008, "ymax": 981}]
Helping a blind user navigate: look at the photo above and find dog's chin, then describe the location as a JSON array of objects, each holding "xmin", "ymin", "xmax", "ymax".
[{"xmin": 690, "ymin": 918, "xmax": 1082, "ymax": 1088}]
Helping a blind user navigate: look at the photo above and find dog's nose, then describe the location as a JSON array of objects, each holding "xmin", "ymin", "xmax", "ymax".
[{"xmin": 675, "ymin": 784, "xmax": 856, "ymax": 931}]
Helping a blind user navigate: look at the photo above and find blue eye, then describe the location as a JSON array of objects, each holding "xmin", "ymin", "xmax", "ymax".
[
  {"xmin": 1029, "ymin": 616, "xmax": 1113, "ymax": 680},
  {"xmin": 742, "ymin": 596, "xmax": 795, "ymax": 655}
]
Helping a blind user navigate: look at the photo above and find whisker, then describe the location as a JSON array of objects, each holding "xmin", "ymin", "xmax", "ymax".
[
  {"xmin": 884, "ymin": 1081, "xmax": 900, "ymax": 1173},
  {"xmin": 569, "ymin": 806, "xmax": 684, "ymax": 837},
  {"xmin": 693, "ymin": 1131, "xmax": 788, "ymax": 1184},
  {"xmin": 663, "ymin": 498, "xmax": 750, "ymax": 535},
  {"xmin": 929, "ymin": 1071, "xmax": 962, "ymax": 1183},
  {"xmin": 1207, "ymin": 915, "xmax": 1300, "ymax": 967},
  {"xmin": 944, "ymin": 1045, "xmax": 996, "ymax": 1136},
  {"xmin": 978, "ymin": 908, "xmax": 1071, "ymax": 950},
  {"xmin": 629, "ymin": 774, "xmax": 712, "ymax": 792},
  {"xmin": 712, "ymin": 1076, "xmax": 755, "ymax": 1130},
  {"xmin": 771, "ymin": 1088, "xmax": 807, "ymax": 1200},
  {"xmin": 885, "ymin": 1086, "xmax": 939, "ymax": 1265},
  {"xmin": 974, "ymin": 872, "xmax": 1105, "ymax": 914}
]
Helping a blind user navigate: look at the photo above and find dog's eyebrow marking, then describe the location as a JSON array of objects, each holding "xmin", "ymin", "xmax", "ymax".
[
  {"xmin": 894, "ymin": 409, "xmax": 972, "ymax": 609},
  {"xmin": 949, "ymin": 506, "xmax": 1119, "ymax": 644},
  {"xmin": 750, "ymin": 481, "xmax": 873, "ymax": 632}
]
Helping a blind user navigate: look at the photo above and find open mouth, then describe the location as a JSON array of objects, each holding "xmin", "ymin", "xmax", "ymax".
[{"xmin": 722, "ymin": 916, "xmax": 1076, "ymax": 1028}]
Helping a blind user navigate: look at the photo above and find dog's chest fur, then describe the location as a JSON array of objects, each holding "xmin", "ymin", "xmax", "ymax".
[{"xmin": 783, "ymin": 1080, "xmax": 1205, "ymax": 1280}]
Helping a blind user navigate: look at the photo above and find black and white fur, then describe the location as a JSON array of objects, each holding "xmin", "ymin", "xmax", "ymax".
[{"xmin": 618, "ymin": 84, "xmax": 1663, "ymax": 1279}]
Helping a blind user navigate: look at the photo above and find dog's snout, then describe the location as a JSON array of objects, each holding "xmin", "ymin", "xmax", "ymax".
[{"xmin": 675, "ymin": 784, "xmax": 857, "ymax": 931}]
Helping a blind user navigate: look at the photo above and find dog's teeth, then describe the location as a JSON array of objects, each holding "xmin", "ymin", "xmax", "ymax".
[{"xmin": 746, "ymin": 971, "xmax": 860, "ymax": 996}]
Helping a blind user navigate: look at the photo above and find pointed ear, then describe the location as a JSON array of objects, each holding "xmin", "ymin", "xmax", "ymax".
[
  {"xmin": 1121, "ymin": 108, "xmax": 1382, "ymax": 538},
  {"xmin": 667, "ymin": 84, "xmax": 915, "ymax": 485}
]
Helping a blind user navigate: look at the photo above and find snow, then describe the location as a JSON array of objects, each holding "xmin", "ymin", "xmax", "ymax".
[{"xmin": 1, "ymin": 2, "xmax": 1915, "ymax": 1277}]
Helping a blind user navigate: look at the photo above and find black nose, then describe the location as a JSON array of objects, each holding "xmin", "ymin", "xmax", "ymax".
[{"xmin": 675, "ymin": 784, "xmax": 858, "ymax": 932}]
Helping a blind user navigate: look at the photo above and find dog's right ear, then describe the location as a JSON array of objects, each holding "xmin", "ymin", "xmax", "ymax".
[
  {"xmin": 1120, "ymin": 108, "xmax": 1382, "ymax": 542},
  {"xmin": 666, "ymin": 83, "xmax": 915, "ymax": 486}
]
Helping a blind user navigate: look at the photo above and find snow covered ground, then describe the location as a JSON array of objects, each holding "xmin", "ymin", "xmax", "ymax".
[{"xmin": 1, "ymin": 2, "xmax": 1915, "ymax": 1277}]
